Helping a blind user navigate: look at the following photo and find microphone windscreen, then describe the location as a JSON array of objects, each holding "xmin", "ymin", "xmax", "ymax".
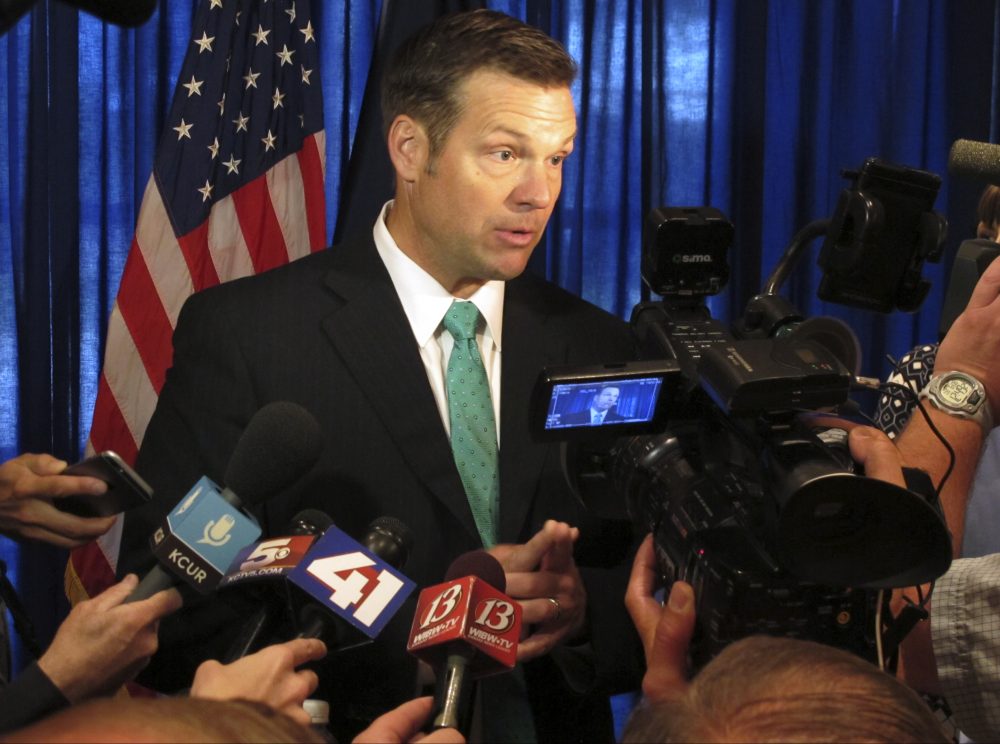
[
  {"xmin": 364, "ymin": 516, "xmax": 414, "ymax": 569},
  {"xmin": 444, "ymin": 550, "xmax": 505, "ymax": 592},
  {"xmin": 62, "ymin": 0, "xmax": 155, "ymax": 26},
  {"xmin": 949, "ymin": 138, "xmax": 1000, "ymax": 183},
  {"xmin": 288, "ymin": 509, "xmax": 334, "ymax": 536},
  {"xmin": 225, "ymin": 401, "xmax": 323, "ymax": 505}
]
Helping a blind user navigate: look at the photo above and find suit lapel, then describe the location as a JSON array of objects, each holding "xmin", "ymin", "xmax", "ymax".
[
  {"xmin": 498, "ymin": 277, "xmax": 565, "ymax": 543},
  {"xmin": 318, "ymin": 238, "xmax": 481, "ymax": 542}
]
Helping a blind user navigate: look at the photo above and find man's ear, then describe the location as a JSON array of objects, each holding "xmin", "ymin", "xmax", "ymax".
[{"xmin": 386, "ymin": 115, "xmax": 429, "ymax": 182}]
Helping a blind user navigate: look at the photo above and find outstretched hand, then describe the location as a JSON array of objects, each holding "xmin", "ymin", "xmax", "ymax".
[
  {"xmin": 354, "ymin": 696, "xmax": 465, "ymax": 743},
  {"xmin": 489, "ymin": 519, "xmax": 586, "ymax": 661}
]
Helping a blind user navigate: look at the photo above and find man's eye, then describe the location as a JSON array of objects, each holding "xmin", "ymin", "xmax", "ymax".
[
  {"xmin": 494, "ymin": 150, "xmax": 514, "ymax": 161},
  {"xmin": 549, "ymin": 155, "xmax": 564, "ymax": 166}
]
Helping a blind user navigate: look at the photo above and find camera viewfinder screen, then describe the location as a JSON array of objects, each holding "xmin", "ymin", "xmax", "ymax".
[{"xmin": 545, "ymin": 376, "xmax": 664, "ymax": 430}]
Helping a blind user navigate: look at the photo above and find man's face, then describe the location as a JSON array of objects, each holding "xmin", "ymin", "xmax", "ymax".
[
  {"xmin": 399, "ymin": 70, "xmax": 576, "ymax": 297},
  {"xmin": 594, "ymin": 387, "xmax": 619, "ymax": 412}
]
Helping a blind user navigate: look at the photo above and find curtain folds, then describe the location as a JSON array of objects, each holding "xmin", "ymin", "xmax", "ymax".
[{"xmin": 0, "ymin": 0, "xmax": 997, "ymax": 661}]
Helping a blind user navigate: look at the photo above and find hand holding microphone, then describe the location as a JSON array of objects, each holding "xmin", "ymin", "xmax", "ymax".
[
  {"xmin": 407, "ymin": 550, "xmax": 522, "ymax": 735},
  {"xmin": 190, "ymin": 637, "xmax": 327, "ymax": 728}
]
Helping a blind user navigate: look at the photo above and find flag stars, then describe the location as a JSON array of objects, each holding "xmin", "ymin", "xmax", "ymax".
[
  {"xmin": 272, "ymin": 88, "xmax": 285, "ymax": 109},
  {"xmin": 276, "ymin": 44, "xmax": 295, "ymax": 66},
  {"xmin": 208, "ymin": 137, "xmax": 220, "ymax": 159},
  {"xmin": 233, "ymin": 112, "xmax": 250, "ymax": 132},
  {"xmin": 173, "ymin": 118, "xmax": 193, "ymax": 140},
  {"xmin": 208, "ymin": 0, "xmax": 222, "ymax": 8},
  {"xmin": 252, "ymin": 24, "xmax": 270, "ymax": 46},
  {"xmin": 243, "ymin": 69, "xmax": 261, "ymax": 89},
  {"xmin": 223, "ymin": 155, "xmax": 241, "ymax": 175},
  {"xmin": 300, "ymin": 20, "xmax": 315, "ymax": 43},
  {"xmin": 197, "ymin": 180, "xmax": 214, "ymax": 202},
  {"xmin": 285, "ymin": 2, "xmax": 296, "ymax": 22},
  {"xmin": 217, "ymin": 93, "xmax": 226, "ymax": 114},
  {"xmin": 194, "ymin": 31, "xmax": 215, "ymax": 53},
  {"xmin": 262, "ymin": 129, "xmax": 277, "ymax": 151},
  {"xmin": 182, "ymin": 75, "xmax": 204, "ymax": 97},
  {"xmin": 301, "ymin": 65, "xmax": 313, "ymax": 85}
]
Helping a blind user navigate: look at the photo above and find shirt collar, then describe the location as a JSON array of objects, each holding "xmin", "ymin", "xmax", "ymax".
[{"xmin": 372, "ymin": 201, "xmax": 504, "ymax": 348}]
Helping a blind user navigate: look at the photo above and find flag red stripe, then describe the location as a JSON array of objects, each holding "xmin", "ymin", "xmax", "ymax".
[
  {"xmin": 115, "ymin": 245, "xmax": 175, "ymax": 395},
  {"xmin": 298, "ymin": 134, "xmax": 327, "ymax": 250},
  {"xmin": 68, "ymin": 537, "xmax": 118, "ymax": 598},
  {"xmin": 88, "ymin": 376, "xmax": 140, "ymax": 463},
  {"xmin": 175, "ymin": 220, "xmax": 220, "ymax": 292},
  {"xmin": 232, "ymin": 176, "xmax": 290, "ymax": 272}
]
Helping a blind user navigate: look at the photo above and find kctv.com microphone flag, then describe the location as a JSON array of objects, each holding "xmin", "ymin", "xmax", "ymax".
[{"xmin": 66, "ymin": 0, "xmax": 326, "ymax": 603}]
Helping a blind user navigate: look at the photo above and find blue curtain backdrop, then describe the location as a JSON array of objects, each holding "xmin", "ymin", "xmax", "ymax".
[{"xmin": 0, "ymin": 0, "xmax": 998, "ymax": 667}]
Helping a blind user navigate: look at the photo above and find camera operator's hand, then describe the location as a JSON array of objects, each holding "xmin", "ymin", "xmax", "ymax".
[
  {"xmin": 0, "ymin": 453, "xmax": 114, "ymax": 548},
  {"xmin": 934, "ymin": 253, "xmax": 1000, "ymax": 420},
  {"xmin": 488, "ymin": 520, "xmax": 586, "ymax": 661},
  {"xmin": 624, "ymin": 534, "xmax": 696, "ymax": 703},
  {"xmin": 354, "ymin": 696, "xmax": 465, "ymax": 743},
  {"xmin": 36, "ymin": 574, "xmax": 182, "ymax": 702},
  {"xmin": 190, "ymin": 638, "xmax": 326, "ymax": 727}
]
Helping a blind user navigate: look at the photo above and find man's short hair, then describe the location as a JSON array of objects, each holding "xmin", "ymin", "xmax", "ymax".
[
  {"xmin": 381, "ymin": 9, "xmax": 577, "ymax": 157},
  {"xmin": 977, "ymin": 184, "xmax": 1000, "ymax": 228},
  {"xmin": 622, "ymin": 635, "xmax": 948, "ymax": 743}
]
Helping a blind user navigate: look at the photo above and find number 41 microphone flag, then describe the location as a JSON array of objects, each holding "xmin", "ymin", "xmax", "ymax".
[{"xmin": 67, "ymin": 0, "xmax": 326, "ymax": 604}]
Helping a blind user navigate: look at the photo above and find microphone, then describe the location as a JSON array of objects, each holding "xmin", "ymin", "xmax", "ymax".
[
  {"xmin": 127, "ymin": 401, "xmax": 323, "ymax": 602},
  {"xmin": 407, "ymin": 551, "xmax": 522, "ymax": 734},
  {"xmin": 218, "ymin": 509, "xmax": 334, "ymax": 663},
  {"xmin": 949, "ymin": 138, "xmax": 1000, "ymax": 183},
  {"xmin": 285, "ymin": 517, "xmax": 416, "ymax": 649},
  {"xmin": 0, "ymin": 0, "xmax": 155, "ymax": 34}
]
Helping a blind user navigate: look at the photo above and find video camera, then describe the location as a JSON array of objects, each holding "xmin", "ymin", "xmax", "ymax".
[{"xmin": 531, "ymin": 158, "xmax": 953, "ymax": 669}]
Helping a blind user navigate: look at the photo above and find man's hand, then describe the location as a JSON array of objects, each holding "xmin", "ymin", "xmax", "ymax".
[
  {"xmin": 190, "ymin": 638, "xmax": 327, "ymax": 728},
  {"xmin": 934, "ymin": 253, "xmax": 1000, "ymax": 420},
  {"xmin": 353, "ymin": 696, "xmax": 465, "ymax": 743},
  {"xmin": 0, "ymin": 453, "xmax": 114, "ymax": 548},
  {"xmin": 489, "ymin": 519, "xmax": 586, "ymax": 661},
  {"xmin": 36, "ymin": 574, "xmax": 182, "ymax": 702},
  {"xmin": 623, "ymin": 534, "xmax": 695, "ymax": 703}
]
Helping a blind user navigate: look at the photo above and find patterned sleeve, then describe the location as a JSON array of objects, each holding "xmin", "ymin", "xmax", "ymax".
[
  {"xmin": 933, "ymin": 554, "xmax": 1000, "ymax": 742},
  {"xmin": 876, "ymin": 344, "xmax": 938, "ymax": 439}
]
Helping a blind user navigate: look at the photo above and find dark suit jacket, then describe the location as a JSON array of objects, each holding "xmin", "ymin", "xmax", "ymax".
[{"xmin": 120, "ymin": 234, "xmax": 641, "ymax": 741}]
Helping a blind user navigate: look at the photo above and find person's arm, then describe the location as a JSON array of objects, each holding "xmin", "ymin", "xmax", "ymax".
[
  {"xmin": 34, "ymin": 574, "xmax": 182, "ymax": 703},
  {"xmin": 0, "ymin": 453, "xmax": 114, "ymax": 548},
  {"xmin": 0, "ymin": 661, "xmax": 69, "ymax": 734},
  {"xmin": 896, "ymin": 255, "xmax": 1000, "ymax": 553},
  {"xmin": 190, "ymin": 638, "xmax": 327, "ymax": 727}
]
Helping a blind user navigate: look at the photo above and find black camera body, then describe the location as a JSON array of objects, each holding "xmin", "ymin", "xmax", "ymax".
[{"xmin": 533, "ymin": 170, "xmax": 952, "ymax": 668}]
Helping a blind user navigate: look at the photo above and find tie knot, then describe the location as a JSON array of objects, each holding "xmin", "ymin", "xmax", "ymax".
[{"xmin": 443, "ymin": 300, "xmax": 481, "ymax": 341}]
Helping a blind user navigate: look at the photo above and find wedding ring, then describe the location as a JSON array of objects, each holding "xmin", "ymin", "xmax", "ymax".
[{"xmin": 547, "ymin": 596, "xmax": 562, "ymax": 622}]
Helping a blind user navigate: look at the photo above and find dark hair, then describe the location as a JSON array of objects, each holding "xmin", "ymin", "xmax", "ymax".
[
  {"xmin": 977, "ymin": 184, "xmax": 1000, "ymax": 228},
  {"xmin": 381, "ymin": 9, "xmax": 577, "ymax": 157},
  {"xmin": 622, "ymin": 636, "xmax": 948, "ymax": 743}
]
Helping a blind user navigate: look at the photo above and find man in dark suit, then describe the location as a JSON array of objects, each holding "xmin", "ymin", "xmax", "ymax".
[
  {"xmin": 119, "ymin": 9, "xmax": 641, "ymax": 742},
  {"xmin": 561, "ymin": 385, "xmax": 626, "ymax": 426}
]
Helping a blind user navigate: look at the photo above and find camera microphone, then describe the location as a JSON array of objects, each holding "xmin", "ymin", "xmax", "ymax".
[{"xmin": 949, "ymin": 138, "xmax": 1000, "ymax": 184}]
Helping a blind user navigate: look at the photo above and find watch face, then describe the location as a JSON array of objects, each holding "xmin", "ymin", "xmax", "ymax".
[{"xmin": 940, "ymin": 377, "xmax": 974, "ymax": 407}]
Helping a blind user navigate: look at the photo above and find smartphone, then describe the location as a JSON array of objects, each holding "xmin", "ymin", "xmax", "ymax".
[{"xmin": 56, "ymin": 451, "xmax": 154, "ymax": 517}]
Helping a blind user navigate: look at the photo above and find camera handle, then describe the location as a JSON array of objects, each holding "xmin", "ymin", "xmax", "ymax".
[{"xmin": 763, "ymin": 218, "xmax": 831, "ymax": 296}]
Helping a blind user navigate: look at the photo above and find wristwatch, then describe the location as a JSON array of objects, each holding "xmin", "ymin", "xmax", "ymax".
[{"xmin": 919, "ymin": 371, "xmax": 994, "ymax": 434}]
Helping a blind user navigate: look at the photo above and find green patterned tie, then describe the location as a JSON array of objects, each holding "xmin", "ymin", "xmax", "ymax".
[{"xmin": 443, "ymin": 300, "xmax": 498, "ymax": 548}]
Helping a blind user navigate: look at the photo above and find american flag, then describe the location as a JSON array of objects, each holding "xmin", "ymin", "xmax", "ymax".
[{"xmin": 66, "ymin": 0, "xmax": 326, "ymax": 602}]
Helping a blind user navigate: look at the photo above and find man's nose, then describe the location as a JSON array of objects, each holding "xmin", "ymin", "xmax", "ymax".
[{"xmin": 513, "ymin": 161, "xmax": 556, "ymax": 209}]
